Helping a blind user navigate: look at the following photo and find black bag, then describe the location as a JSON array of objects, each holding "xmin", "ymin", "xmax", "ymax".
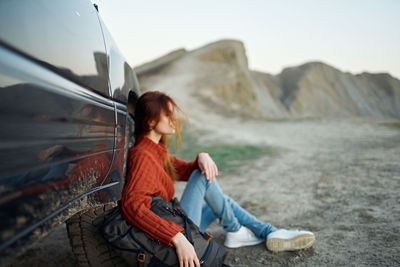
[{"xmin": 94, "ymin": 197, "xmax": 227, "ymax": 267}]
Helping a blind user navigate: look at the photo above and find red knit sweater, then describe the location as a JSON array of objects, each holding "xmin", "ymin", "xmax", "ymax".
[{"xmin": 121, "ymin": 136, "xmax": 200, "ymax": 246}]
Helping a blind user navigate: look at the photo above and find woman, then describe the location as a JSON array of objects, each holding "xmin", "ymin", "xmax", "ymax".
[{"xmin": 121, "ymin": 91, "xmax": 315, "ymax": 267}]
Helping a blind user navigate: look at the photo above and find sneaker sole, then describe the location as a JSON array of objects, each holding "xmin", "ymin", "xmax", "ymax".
[
  {"xmin": 224, "ymin": 238, "xmax": 264, "ymax": 248},
  {"xmin": 266, "ymin": 233, "xmax": 315, "ymax": 252}
]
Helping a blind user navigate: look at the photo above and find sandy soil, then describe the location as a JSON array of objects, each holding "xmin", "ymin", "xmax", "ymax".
[{"xmin": 8, "ymin": 117, "xmax": 400, "ymax": 266}]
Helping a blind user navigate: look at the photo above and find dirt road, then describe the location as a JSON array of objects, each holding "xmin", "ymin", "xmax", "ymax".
[{"xmin": 9, "ymin": 117, "xmax": 400, "ymax": 266}]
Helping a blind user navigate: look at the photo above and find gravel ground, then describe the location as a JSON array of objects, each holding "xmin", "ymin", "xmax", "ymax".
[
  {"xmin": 197, "ymin": 118, "xmax": 400, "ymax": 266},
  {"xmin": 8, "ymin": 117, "xmax": 400, "ymax": 266}
]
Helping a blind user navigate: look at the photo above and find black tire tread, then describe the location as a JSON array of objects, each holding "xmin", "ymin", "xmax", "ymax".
[{"xmin": 66, "ymin": 203, "xmax": 127, "ymax": 267}]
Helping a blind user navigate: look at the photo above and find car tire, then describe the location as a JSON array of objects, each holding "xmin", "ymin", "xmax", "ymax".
[{"xmin": 66, "ymin": 203, "xmax": 127, "ymax": 267}]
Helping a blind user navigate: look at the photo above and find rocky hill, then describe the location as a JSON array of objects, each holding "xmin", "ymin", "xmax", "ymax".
[{"xmin": 135, "ymin": 39, "xmax": 400, "ymax": 119}]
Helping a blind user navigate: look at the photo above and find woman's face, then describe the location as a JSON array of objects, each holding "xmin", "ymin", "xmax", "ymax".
[{"xmin": 153, "ymin": 102, "xmax": 176, "ymax": 135}]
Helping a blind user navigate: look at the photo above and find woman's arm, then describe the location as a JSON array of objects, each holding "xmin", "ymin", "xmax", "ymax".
[
  {"xmin": 171, "ymin": 232, "xmax": 200, "ymax": 267},
  {"xmin": 197, "ymin": 152, "xmax": 218, "ymax": 183},
  {"xmin": 170, "ymin": 152, "xmax": 218, "ymax": 182},
  {"xmin": 121, "ymin": 151, "xmax": 184, "ymax": 245},
  {"xmin": 169, "ymin": 153, "xmax": 198, "ymax": 181},
  {"xmin": 122, "ymin": 194, "xmax": 184, "ymax": 245}
]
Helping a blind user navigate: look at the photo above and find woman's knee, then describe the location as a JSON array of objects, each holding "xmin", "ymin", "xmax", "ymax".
[
  {"xmin": 190, "ymin": 168, "xmax": 202, "ymax": 177},
  {"xmin": 188, "ymin": 168, "xmax": 208, "ymax": 186}
]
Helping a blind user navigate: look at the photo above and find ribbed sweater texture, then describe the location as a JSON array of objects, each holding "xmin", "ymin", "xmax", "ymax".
[{"xmin": 121, "ymin": 135, "xmax": 199, "ymax": 246}]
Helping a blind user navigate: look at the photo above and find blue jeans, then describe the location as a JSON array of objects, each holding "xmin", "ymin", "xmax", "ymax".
[{"xmin": 180, "ymin": 169, "xmax": 276, "ymax": 239}]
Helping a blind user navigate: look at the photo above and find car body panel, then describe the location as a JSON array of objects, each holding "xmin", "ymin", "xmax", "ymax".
[
  {"xmin": 98, "ymin": 17, "xmax": 140, "ymax": 104},
  {"xmin": 0, "ymin": 1, "xmax": 139, "ymax": 264},
  {"xmin": 0, "ymin": 42, "xmax": 116, "ymax": 257}
]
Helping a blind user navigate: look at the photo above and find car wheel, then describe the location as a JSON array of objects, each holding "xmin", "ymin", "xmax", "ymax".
[{"xmin": 66, "ymin": 203, "xmax": 127, "ymax": 267}]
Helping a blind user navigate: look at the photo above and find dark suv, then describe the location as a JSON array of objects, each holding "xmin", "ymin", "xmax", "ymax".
[{"xmin": 0, "ymin": 1, "xmax": 139, "ymax": 265}]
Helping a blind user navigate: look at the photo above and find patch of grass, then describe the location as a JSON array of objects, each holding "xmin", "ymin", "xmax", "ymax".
[
  {"xmin": 169, "ymin": 128, "xmax": 274, "ymax": 173},
  {"xmin": 380, "ymin": 121, "xmax": 400, "ymax": 129}
]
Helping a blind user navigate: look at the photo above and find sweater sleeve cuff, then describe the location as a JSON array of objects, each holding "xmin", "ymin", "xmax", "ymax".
[{"xmin": 165, "ymin": 224, "xmax": 185, "ymax": 246}]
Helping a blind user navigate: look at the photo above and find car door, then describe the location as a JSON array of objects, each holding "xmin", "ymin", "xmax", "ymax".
[{"xmin": 0, "ymin": 0, "xmax": 116, "ymax": 255}]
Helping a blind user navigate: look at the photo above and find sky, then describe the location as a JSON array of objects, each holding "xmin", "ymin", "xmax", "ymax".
[{"xmin": 92, "ymin": 0, "xmax": 400, "ymax": 79}]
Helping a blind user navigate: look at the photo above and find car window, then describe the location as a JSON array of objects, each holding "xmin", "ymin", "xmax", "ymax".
[{"xmin": 0, "ymin": 0, "xmax": 110, "ymax": 96}]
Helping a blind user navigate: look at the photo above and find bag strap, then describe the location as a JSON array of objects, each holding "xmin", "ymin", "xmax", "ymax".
[
  {"xmin": 182, "ymin": 214, "xmax": 194, "ymax": 244},
  {"xmin": 170, "ymin": 202, "xmax": 194, "ymax": 244}
]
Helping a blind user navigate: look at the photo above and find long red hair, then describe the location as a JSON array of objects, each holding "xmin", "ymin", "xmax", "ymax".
[{"xmin": 134, "ymin": 91, "xmax": 182, "ymax": 181}]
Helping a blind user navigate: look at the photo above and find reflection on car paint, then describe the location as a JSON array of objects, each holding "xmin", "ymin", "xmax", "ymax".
[{"xmin": 0, "ymin": 0, "xmax": 140, "ymax": 264}]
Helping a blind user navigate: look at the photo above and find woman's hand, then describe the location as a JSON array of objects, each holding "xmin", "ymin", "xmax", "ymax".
[
  {"xmin": 198, "ymin": 152, "xmax": 218, "ymax": 183},
  {"xmin": 171, "ymin": 232, "xmax": 200, "ymax": 267}
]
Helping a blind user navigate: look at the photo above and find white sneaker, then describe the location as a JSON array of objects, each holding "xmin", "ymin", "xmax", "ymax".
[
  {"xmin": 266, "ymin": 229, "xmax": 315, "ymax": 252},
  {"xmin": 224, "ymin": 226, "xmax": 264, "ymax": 248}
]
